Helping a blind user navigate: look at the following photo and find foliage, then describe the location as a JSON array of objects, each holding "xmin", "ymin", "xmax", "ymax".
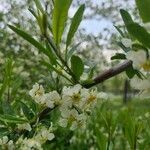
[{"xmin": 0, "ymin": 0, "xmax": 149, "ymax": 149}]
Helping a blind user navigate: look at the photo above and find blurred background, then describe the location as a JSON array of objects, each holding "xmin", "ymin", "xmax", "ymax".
[{"xmin": 0, "ymin": 0, "xmax": 139, "ymax": 102}]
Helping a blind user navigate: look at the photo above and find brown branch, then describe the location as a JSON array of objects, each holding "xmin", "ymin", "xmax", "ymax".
[{"xmin": 84, "ymin": 60, "xmax": 132, "ymax": 88}]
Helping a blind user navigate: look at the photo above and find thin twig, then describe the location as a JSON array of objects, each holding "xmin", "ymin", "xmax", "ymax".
[{"xmin": 84, "ymin": 60, "xmax": 132, "ymax": 88}]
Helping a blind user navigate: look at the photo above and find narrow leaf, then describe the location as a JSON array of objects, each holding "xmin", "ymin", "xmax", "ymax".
[
  {"xmin": 0, "ymin": 114, "xmax": 27, "ymax": 124},
  {"xmin": 0, "ymin": 127, "xmax": 10, "ymax": 138},
  {"xmin": 136, "ymin": 0, "xmax": 150, "ymax": 23},
  {"xmin": 114, "ymin": 25, "xmax": 125, "ymax": 37},
  {"xmin": 120, "ymin": 9, "xmax": 133, "ymax": 26},
  {"xmin": 67, "ymin": 42, "xmax": 81, "ymax": 61},
  {"xmin": 71, "ymin": 55, "xmax": 84, "ymax": 80},
  {"xmin": 33, "ymin": 0, "xmax": 44, "ymax": 13},
  {"xmin": 66, "ymin": 4, "xmax": 85, "ymax": 47},
  {"xmin": 8, "ymin": 24, "xmax": 51, "ymax": 57},
  {"xmin": 127, "ymin": 23, "xmax": 150, "ymax": 48},
  {"xmin": 52, "ymin": 0, "xmax": 73, "ymax": 45},
  {"xmin": 111, "ymin": 53, "xmax": 126, "ymax": 60}
]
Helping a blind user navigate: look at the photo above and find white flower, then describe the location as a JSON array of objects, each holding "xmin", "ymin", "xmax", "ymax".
[
  {"xmin": 41, "ymin": 129, "xmax": 55, "ymax": 141},
  {"xmin": 36, "ymin": 127, "xmax": 55, "ymax": 143},
  {"xmin": 20, "ymin": 138, "xmax": 42, "ymax": 150},
  {"xmin": 143, "ymin": 22, "xmax": 150, "ymax": 32},
  {"xmin": 79, "ymin": 88, "xmax": 97, "ymax": 110},
  {"xmin": 59, "ymin": 118, "xmax": 68, "ymax": 128},
  {"xmin": 121, "ymin": 38, "xmax": 132, "ymax": 48},
  {"xmin": 97, "ymin": 92, "xmax": 109, "ymax": 100},
  {"xmin": 2, "ymin": 136, "xmax": 8, "ymax": 144},
  {"xmin": 7, "ymin": 140, "xmax": 14, "ymax": 150},
  {"xmin": 29, "ymin": 83, "xmax": 45, "ymax": 100},
  {"xmin": 0, "ymin": 136, "xmax": 8, "ymax": 145},
  {"xmin": 58, "ymin": 84, "xmax": 98, "ymax": 130},
  {"xmin": 144, "ymin": 112, "xmax": 150, "ymax": 118},
  {"xmin": 59, "ymin": 108, "xmax": 86, "ymax": 130},
  {"xmin": 16, "ymin": 126, "xmax": 54, "ymax": 149},
  {"xmin": 126, "ymin": 50, "xmax": 150, "ymax": 71},
  {"xmin": 44, "ymin": 91, "xmax": 60, "ymax": 108},
  {"xmin": 62, "ymin": 84, "xmax": 82, "ymax": 97},
  {"xmin": 130, "ymin": 77, "xmax": 150, "ymax": 98},
  {"xmin": 18, "ymin": 123, "xmax": 32, "ymax": 131},
  {"xmin": 0, "ymin": 136, "xmax": 14, "ymax": 150},
  {"xmin": 29, "ymin": 83, "xmax": 60, "ymax": 108},
  {"xmin": 52, "ymin": 71, "xmax": 58, "ymax": 79}
]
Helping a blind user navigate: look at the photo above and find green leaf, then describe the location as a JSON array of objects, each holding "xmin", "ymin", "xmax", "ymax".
[
  {"xmin": 41, "ymin": 61, "xmax": 72, "ymax": 83},
  {"xmin": 0, "ymin": 114, "xmax": 27, "ymax": 124},
  {"xmin": 52, "ymin": 0, "xmax": 73, "ymax": 45},
  {"xmin": 114, "ymin": 25, "xmax": 125, "ymax": 37},
  {"xmin": 66, "ymin": 42, "xmax": 81, "ymax": 61},
  {"xmin": 87, "ymin": 66, "xmax": 95, "ymax": 80},
  {"xmin": 33, "ymin": 0, "xmax": 44, "ymax": 13},
  {"xmin": 19, "ymin": 101, "xmax": 35, "ymax": 120},
  {"xmin": 136, "ymin": 0, "xmax": 150, "ymax": 23},
  {"xmin": 117, "ymin": 42, "xmax": 131, "ymax": 52},
  {"xmin": 0, "ymin": 58, "xmax": 13, "ymax": 101},
  {"xmin": 126, "ymin": 23, "xmax": 150, "ymax": 49},
  {"xmin": 126, "ymin": 66, "xmax": 142, "ymax": 79},
  {"xmin": 71, "ymin": 55, "xmax": 84, "ymax": 80},
  {"xmin": 0, "ymin": 78, "xmax": 7, "ymax": 100},
  {"xmin": 0, "ymin": 127, "xmax": 10, "ymax": 138},
  {"xmin": 28, "ymin": 8, "xmax": 38, "ymax": 19},
  {"xmin": 8, "ymin": 24, "xmax": 50, "ymax": 56},
  {"xmin": 120, "ymin": 9, "xmax": 133, "ymax": 26},
  {"xmin": 120, "ymin": 9, "xmax": 150, "ymax": 48},
  {"xmin": 111, "ymin": 53, "xmax": 126, "ymax": 60},
  {"xmin": 2, "ymin": 100, "xmax": 14, "ymax": 115},
  {"xmin": 66, "ymin": 4, "xmax": 85, "ymax": 47},
  {"xmin": 126, "ymin": 66, "xmax": 136, "ymax": 79},
  {"xmin": 45, "ymin": 41, "xmax": 57, "ymax": 65}
]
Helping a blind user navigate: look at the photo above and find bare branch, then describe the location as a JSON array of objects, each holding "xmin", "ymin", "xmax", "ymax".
[{"xmin": 84, "ymin": 60, "xmax": 132, "ymax": 88}]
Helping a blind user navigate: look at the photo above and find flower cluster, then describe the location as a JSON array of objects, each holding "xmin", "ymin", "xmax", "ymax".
[
  {"xmin": 29, "ymin": 83, "xmax": 99, "ymax": 131},
  {"xmin": 17, "ymin": 123, "xmax": 32, "ymax": 131},
  {"xmin": 59, "ymin": 84, "xmax": 98, "ymax": 130},
  {"xmin": 126, "ymin": 50, "xmax": 150, "ymax": 72},
  {"xmin": 0, "ymin": 126, "xmax": 54, "ymax": 150},
  {"xmin": 0, "ymin": 136, "xmax": 14, "ymax": 150},
  {"xmin": 29, "ymin": 83, "xmax": 60, "ymax": 108}
]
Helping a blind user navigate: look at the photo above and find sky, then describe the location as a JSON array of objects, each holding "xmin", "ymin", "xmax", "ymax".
[
  {"xmin": 0, "ymin": 0, "xmax": 135, "ymax": 36},
  {"xmin": 69, "ymin": 0, "xmax": 135, "ymax": 36}
]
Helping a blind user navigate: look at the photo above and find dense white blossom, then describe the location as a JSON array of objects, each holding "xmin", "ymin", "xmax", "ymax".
[
  {"xmin": 130, "ymin": 77, "xmax": 150, "ymax": 98},
  {"xmin": 15, "ymin": 126, "xmax": 54, "ymax": 150},
  {"xmin": 36, "ymin": 126, "xmax": 55, "ymax": 142},
  {"xmin": 59, "ymin": 108, "xmax": 87, "ymax": 130},
  {"xmin": 121, "ymin": 38, "xmax": 132, "ymax": 48},
  {"xmin": 29, "ymin": 83, "xmax": 45, "ymax": 102},
  {"xmin": 126, "ymin": 50, "xmax": 150, "ymax": 71},
  {"xmin": 16, "ymin": 137, "xmax": 43, "ymax": 150},
  {"xmin": 17, "ymin": 123, "xmax": 32, "ymax": 131},
  {"xmin": 0, "ymin": 136, "xmax": 14, "ymax": 150},
  {"xmin": 59, "ymin": 84, "xmax": 98, "ymax": 130},
  {"xmin": 29, "ymin": 83, "xmax": 60, "ymax": 108},
  {"xmin": 143, "ymin": 22, "xmax": 150, "ymax": 32}
]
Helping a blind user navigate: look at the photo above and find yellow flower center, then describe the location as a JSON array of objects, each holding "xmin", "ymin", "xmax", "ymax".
[
  {"xmin": 35, "ymin": 89, "xmax": 43, "ymax": 96},
  {"xmin": 72, "ymin": 93, "xmax": 80, "ymax": 102},
  {"xmin": 141, "ymin": 60, "xmax": 150, "ymax": 71},
  {"xmin": 87, "ymin": 95, "xmax": 96, "ymax": 104}
]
